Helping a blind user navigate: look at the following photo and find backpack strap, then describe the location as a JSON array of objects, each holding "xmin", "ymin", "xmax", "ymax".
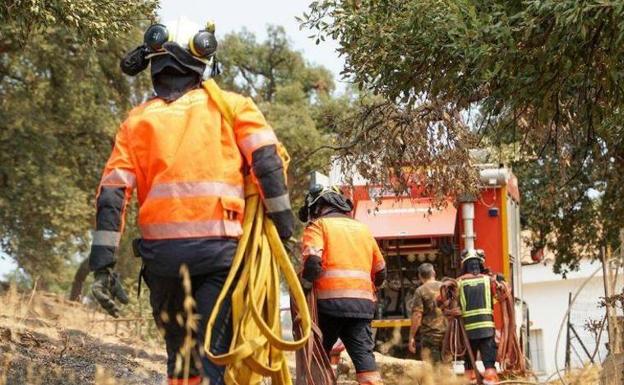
[
  {"xmin": 202, "ymin": 79, "xmax": 235, "ymax": 127},
  {"xmin": 202, "ymin": 78, "xmax": 290, "ymax": 178}
]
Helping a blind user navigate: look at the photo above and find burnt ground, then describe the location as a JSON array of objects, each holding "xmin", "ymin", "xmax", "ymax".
[{"xmin": 0, "ymin": 290, "xmax": 166, "ymax": 385}]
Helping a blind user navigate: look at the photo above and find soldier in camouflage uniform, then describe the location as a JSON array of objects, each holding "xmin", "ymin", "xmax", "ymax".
[{"xmin": 408, "ymin": 263, "xmax": 447, "ymax": 363}]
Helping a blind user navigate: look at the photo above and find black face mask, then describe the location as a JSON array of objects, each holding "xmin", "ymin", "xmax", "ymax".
[
  {"xmin": 150, "ymin": 55, "xmax": 200, "ymax": 102},
  {"xmin": 150, "ymin": 42, "xmax": 207, "ymax": 102},
  {"xmin": 462, "ymin": 258, "xmax": 483, "ymax": 275}
]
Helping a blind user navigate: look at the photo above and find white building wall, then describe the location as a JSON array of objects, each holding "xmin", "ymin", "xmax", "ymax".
[{"xmin": 522, "ymin": 259, "xmax": 616, "ymax": 376}]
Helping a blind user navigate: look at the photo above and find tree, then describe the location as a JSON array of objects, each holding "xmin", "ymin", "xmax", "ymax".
[
  {"xmin": 303, "ymin": 0, "xmax": 624, "ymax": 273},
  {"xmin": 0, "ymin": 1, "xmax": 157, "ymax": 289},
  {"xmin": 0, "ymin": 15, "xmax": 345, "ymax": 295},
  {"xmin": 1, "ymin": 0, "xmax": 157, "ymax": 51}
]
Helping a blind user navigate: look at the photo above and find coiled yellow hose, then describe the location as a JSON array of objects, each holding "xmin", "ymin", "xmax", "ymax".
[{"xmin": 202, "ymin": 79, "xmax": 311, "ymax": 385}]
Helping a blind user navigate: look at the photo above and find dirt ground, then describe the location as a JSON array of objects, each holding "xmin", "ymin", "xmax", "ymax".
[
  {"xmin": 0, "ymin": 287, "xmax": 166, "ymax": 385},
  {"xmin": 0, "ymin": 286, "xmax": 603, "ymax": 385},
  {"xmin": 335, "ymin": 353, "xmax": 464, "ymax": 385}
]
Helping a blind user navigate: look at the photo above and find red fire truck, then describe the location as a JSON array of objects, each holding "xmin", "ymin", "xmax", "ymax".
[{"xmin": 314, "ymin": 163, "xmax": 528, "ymax": 358}]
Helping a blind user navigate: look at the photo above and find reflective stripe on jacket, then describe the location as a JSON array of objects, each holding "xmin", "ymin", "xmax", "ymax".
[
  {"xmin": 89, "ymin": 88, "xmax": 292, "ymax": 272},
  {"xmin": 459, "ymin": 275, "xmax": 495, "ymax": 338},
  {"xmin": 301, "ymin": 214, "xmax": 386, "ymax": 318}
]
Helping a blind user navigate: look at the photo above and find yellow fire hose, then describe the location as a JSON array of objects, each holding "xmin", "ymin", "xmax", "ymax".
[{"xmin": 202, "ymin": 79, "xmax": 312, "ymax": 385}]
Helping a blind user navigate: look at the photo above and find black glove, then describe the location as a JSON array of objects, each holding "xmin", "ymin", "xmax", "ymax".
[
  {"xmin": 299, "ymin": 276, "xmax": 313, "ymax": 293},
  {"xmin": 268, "ymin": 210, "xmax": 295, "ymax": 241},
  {"xmin": 120, "ymin": 45, "xmax": 150, "ymax": 76},
  {"xmin": 91, "ymin": 268, "xmax": 129, "ymax": 318}
]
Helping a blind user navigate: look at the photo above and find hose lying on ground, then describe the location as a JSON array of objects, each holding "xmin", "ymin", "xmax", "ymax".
[
  {"xmin": 291, "ymin": 290, "xmax": 336, "ymax": 385},
  {"xmin": 202, "ymin": 79, "xmax": 312, "ymax": 385}
]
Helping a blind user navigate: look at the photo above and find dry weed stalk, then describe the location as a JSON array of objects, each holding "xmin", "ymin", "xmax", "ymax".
[
  {"xmin": 2, "ymin": 282, "xmax": 20, "ymax": 319},
  {"xmin": 0, "ymin": 353, "xmax": 11, "ymax": 385},
  {"xmin": 17, "ymin": 279, "xmax": 38, "ymax": 328},
  {"xmin": 173, "ymin": 264, "xmax": 200, "ymax": 385},
  {"xmin": 555, "ymin": 365, "xmax": 601, "ymax": 385}
]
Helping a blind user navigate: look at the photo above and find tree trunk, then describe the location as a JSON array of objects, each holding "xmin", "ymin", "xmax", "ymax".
[{"xmin": 69, "ymin": 258, "xmax": 90, "ymax": 301}]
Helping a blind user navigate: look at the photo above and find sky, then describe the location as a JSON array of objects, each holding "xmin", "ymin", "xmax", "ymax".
[
  {"xmin": 159, "ymin": 0, "xmax": 347, "ymax": 89},
  {"xmin": 0, "ymin": 252, "xmax": 15, "ymax": 278}
]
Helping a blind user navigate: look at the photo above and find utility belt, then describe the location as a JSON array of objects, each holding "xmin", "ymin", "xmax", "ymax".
[{"xmin": 132, "ymin": 238, "xmax": 145, "ymax": 299}]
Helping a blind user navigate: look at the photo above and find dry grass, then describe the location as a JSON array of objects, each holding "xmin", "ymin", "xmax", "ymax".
[
  {"xmin": 0, "ymin": 283, "xmax": 610, "ymax": 385},
  {"xmin": 550, "ymin": 365, "xmax": 601, "ymax": 385},
  {"xmin": 0, "ymin": 284, "xmax": 166, "ymax": 385}
]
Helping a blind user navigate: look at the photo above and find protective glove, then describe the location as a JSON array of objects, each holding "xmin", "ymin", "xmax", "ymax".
[
  {"xmin": 120, "ymin": 45, "xmax": 150, "ymax": 76},
  {"xmin": 299, "ymin": 276, "xmax": 313, "ymax": 294},
  {"xmin": 91, "ymin": 268, "xmax": 129, "ymax": 318},
  {"xmin": 268, "ymin": 210, "xmax": 295, "ymax": 241}
]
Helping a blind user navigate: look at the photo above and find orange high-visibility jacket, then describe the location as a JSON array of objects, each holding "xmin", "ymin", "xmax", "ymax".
[
  {"xmin": 301, "ymin": 214, "xmax": 386, "ymax": 318},
  {"xmin": 89, "ymin": 88, "xmax": 293, "ymax": 272}
]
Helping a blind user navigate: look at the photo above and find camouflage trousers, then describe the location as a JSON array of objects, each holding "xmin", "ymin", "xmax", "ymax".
[{"xmin": 420, "ymin": 335, "xmax": 445, "ymax": 363}]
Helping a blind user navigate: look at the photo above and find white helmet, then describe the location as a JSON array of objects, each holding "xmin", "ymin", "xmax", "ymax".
[{"xmin": 143, "ymin": 17, "xmax": 218, "ymax": 79}]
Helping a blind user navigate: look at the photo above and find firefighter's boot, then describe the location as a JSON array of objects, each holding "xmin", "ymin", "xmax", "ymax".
[
  {"xmin": 356, "ymin": 371, "xmax": 383, "ymax": 385},
  {"xmin": 463, "ymin": 369, "xmax": 477, "ymax": 384},
  {"xmin": 483, "ymin": 368, "xmax": 499, "ymax": 385}
]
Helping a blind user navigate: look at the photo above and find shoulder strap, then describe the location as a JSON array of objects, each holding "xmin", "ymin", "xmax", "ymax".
[{"xmin": 202, "ymin": 79, "xmax": 235, "ymax": 127}]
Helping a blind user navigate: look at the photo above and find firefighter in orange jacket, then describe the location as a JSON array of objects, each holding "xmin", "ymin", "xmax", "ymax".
[
  {"xmin": 298, "ymin": 185, "xmax": 386, "ymax": 385},
  {"xmin": 88, "ymin": 19, "xmax": 294, "ymax": 385}
]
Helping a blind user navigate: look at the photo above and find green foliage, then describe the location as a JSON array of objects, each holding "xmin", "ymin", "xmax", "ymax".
[
  {"xmin": 0, "ymin": 11, "xmax": 346, "ymax": 290},
  {"xmin": 1, "ymin": 0, "xmax": 157, "ymax": 49},
  {"xmin": 303, "ymin": 0, "xmax": 624, "ymax": 272},
  {"xmin": 0, "ymin": 2, "xmax": 157, "ymax": 288}
]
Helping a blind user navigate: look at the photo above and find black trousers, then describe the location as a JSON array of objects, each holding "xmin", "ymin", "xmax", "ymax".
[
  {"xmin": 143, "ymin": 268, "xmax": 233, "ymax": 384},
  {"xmin": 464, "ymin": 336, "xmax": 497, "ymax": 370},
  {"xmin": 318, "ymin": 313, "xmax": 377, "ymax": 373}
]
